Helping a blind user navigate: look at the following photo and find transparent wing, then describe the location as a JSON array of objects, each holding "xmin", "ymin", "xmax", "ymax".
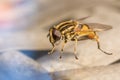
[
  {"xmin": 83, "ymin": 23, "xmax": 112, "ymax": 32},
  {"xmin": 77, "ymin": 16, "xmax": 90, "ymax": 21}
]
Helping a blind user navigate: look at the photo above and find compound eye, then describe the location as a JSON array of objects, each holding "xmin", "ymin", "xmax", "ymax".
[
  {"xmin": 54, "ymin": 30, "xmax": 61, "ymax": 37},
  {"xmin": 52, "ymin": 29, "xmax": 61, "ymax": 41}
]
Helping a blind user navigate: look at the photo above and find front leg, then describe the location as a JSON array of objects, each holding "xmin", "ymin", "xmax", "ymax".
[{"xmin": 48, "ymin": 43, "xmax": 55, "ymax": 54}]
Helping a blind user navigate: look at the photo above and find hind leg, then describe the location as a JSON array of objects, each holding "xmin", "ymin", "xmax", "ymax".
[
  {"xmin": 94, "ymin": 35, "xmax": 112, "ymax": 55},
  {"xmin": 74, "ymin": 38, "xmax": 79, "ymax": 59}
]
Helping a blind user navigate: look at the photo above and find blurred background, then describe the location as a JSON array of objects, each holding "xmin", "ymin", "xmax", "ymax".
[{"xmin": 0, "ymin": 0, "xmax": 120, "ymax": 80}]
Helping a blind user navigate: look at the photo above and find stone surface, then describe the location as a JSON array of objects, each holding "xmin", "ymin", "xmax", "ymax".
[
  {"xmin": 52, "ymin": 63, "xmax": 120, "ymax": 80},
  {"xmin": 36, "ymin": 0, "xmax": 120, "ymax": 68},
  {"xmin": 0, "ymin": 51, "xmax": 52, "ymax": 80}
]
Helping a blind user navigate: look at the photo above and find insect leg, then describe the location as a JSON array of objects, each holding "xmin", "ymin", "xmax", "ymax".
[
  {"xmin": 48, "ymin": 43, "xmax": 55, "ymax": 54},
  {"xmin": 94, "ymin": 35, "xmax": 112, "ymax": 55},
  {"xmin": 74, "ymin": 39, "xmax": 79, "ymax": 59},
  {"xmin": 60, "ymin": 40, "xmax": 67, "ymax": 59}
]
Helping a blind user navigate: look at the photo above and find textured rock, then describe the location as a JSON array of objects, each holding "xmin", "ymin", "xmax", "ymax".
[
  {"xmin": 0, "ymin": 51, "xmax": 52, "ymax": 80},
  {"xmin": 37, "ymin": 0, "xmax": 120, "ymax": 68},
  {"xmin": 52, "ymin": 63, "xmax": 120, "ymax": 80}
]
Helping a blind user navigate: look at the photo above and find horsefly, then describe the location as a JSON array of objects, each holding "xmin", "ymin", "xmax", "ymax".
[{"xmin": 47, "ymin": 17, "xmax": 112, "ymax": 59}]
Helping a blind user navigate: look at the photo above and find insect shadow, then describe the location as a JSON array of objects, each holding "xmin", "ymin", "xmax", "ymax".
[{"xmin": 20, "ymin": 50, "xmax": 49, "ymax": 60}]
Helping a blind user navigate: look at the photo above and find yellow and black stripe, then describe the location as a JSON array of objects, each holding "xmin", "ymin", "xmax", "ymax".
[{"xmin": 55, "ymin": 20, "xmax": 79, "ymax": 34}]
